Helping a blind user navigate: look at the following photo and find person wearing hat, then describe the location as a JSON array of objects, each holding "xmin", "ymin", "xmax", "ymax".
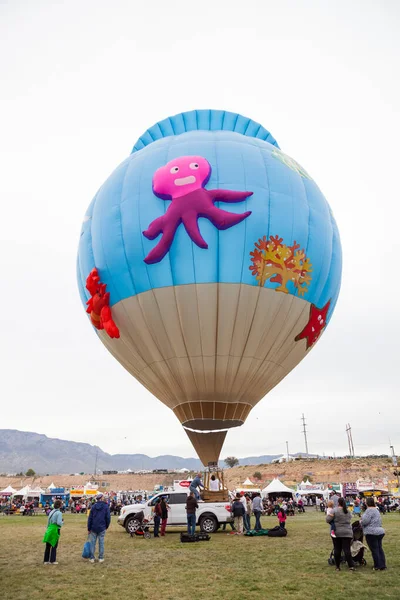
[{"xmin": 87, "ymin": 493, "xmax": 110, "ymax": 563}]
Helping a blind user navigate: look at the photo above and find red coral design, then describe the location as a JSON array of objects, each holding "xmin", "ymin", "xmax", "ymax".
[{"xmin": 249, "ymin": 235, "xmax": 312, "ymax": 295}]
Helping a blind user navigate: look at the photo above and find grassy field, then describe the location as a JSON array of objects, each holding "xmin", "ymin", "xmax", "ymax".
[{"xmin": 0, "ymin": 511, "xmax": 399, "ymax": 600}]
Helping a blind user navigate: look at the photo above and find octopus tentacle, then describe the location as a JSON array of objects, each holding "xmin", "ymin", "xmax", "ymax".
[
  {"xmin": 143, "ymin": 215, "xmax": 165, "ymax": 240},
  {"xmin": 144, "ymin": 220, "xmax": 181, "ymax": 264},
  {"xmin": 206, "ymin": 205, "xmax": 252, "ymax": 230},
  {"xmin": 209, "ymin": 189, "xmax": 253, "ymax": 203},
  {"xmin": 182, "ymin": 213, "xmax": 208, "ymax": 249}
]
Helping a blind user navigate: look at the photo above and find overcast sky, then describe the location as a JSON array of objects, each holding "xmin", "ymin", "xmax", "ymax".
[{"xmin": 1, "ymin": 0, "xmax": 399, "ymax": 461}]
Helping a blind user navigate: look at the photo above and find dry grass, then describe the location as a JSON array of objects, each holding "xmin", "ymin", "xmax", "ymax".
[
  {"xmin": 0, "ymin": 511, "xmax": 399, "ymax": 600},
  {"xmin": 0, "ymin": 457, "xmax": 397, "ymax": 492}
]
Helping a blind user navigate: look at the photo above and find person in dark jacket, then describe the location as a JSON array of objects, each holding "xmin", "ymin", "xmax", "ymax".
[
  {"xmin": 160, "ymin": 497, "xmax": 170, "ymax": 536},
  {"xmin": 231, "ymin": 493, "xmax": 245, "ymax": 534},
  {"xmin": 186, "ymin": 492, "xmax": 199, "ymax": 536},
  {"xmin": 87, "ymin": 493, "xmax": 111, "ymax": 563},
  {"xmin": 326, "ymin": 497, "xmax": 355, "ymax": 571}
]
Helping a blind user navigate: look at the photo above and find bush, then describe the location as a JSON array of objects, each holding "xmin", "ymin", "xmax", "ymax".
[{"xmin": 224, "ymin": 457, "xmax": 239, "ymax": 468}]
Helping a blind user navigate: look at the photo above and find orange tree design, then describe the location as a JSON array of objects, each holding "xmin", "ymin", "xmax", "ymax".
[{"xmin": 249, "ymin": 235, "xmax": 312, "ymax": 295}]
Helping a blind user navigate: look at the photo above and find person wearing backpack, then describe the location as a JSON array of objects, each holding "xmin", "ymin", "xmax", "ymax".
[
  {"xmin": 87, "ymin": 493, "xmax": 111, "ymax": 563},
  {"xmin": 43, "ymin": 500, "xmax": 63, "ymax": 564}
]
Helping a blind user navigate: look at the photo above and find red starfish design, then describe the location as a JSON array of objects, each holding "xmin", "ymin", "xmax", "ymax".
[{"xmin": 295, "ymin": 300, "xmax": 331, "ymax": 349}]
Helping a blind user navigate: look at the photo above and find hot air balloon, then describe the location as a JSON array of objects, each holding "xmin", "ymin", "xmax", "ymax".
[{"xmin": 77, "ymin": 109, "xmax": 342, "ymax": 466}]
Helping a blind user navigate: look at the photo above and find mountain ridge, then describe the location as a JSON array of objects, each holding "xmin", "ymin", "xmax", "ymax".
[{"xmin": 0, "ymin": 429, "xmax": 288, "ymax": 474}]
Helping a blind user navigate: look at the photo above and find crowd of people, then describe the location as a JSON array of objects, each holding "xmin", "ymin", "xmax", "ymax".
[
  {"xmin": 326, "ymin": 492, "xmax": 387, "ymax": 572},
  {"xmin": 2, "ymin": 480, "xmax": 395, "ymax": 573}
]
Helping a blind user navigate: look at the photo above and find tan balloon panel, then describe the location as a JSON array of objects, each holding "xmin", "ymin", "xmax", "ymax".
[{"xmin": 98, "ymin": 283, "xmax": 311, "ymax": 463}]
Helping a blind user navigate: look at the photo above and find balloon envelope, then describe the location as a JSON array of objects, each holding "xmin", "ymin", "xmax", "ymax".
[{"xmin": 77, "ymin": 110, "xmax": 342, "ymax": 465}]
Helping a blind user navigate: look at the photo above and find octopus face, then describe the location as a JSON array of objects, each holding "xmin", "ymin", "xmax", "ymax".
[{"xmin": 152, "ymin": 156, "xmax": 211, "ymax": 199}]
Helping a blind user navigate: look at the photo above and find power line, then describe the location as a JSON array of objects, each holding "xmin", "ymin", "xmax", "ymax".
[{"xmin": 301, "ymin": 413, "xmax": 309, "ymax": 457}]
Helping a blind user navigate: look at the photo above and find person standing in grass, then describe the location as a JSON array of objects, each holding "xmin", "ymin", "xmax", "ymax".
[
  {"xmin": 353, "ymin": 499, "xmax": 362, "ymax": 519},
  {"xmin": 245, "ymin": 494, "xmax": 252, "ymax": 531},
  {"xmin": 87, "ymin": 493, "xmax": 110, "ymax": 563},
  {"xmin": 361, "ymin": 497, "xmax": 387, "ymax": 571},
  {"xmin": 43, "ymin": 499, "xmax": 63, "ymax": 565},
  {"xmin": 252, "ymin": 493, "xmax": 263, "ymax": 531},
  {"xmin": 326, "ymin": 497, "xmax": 355, "ymax": 571},
  {"xmin": 160, "ymin": 496, "xmax": 170, "ymax": 536},
  {"xmin": 153, "ymin": 498, "xmax": 162, "ymax": 538},
  {"xmin": 231, "ymin": 493, "xmax": 245, "ymax": 535},
  {"xmin": 277, "ymin": 506, "xmax": 287, "ymax": 530},
  {"xmin": 186, "ymin": 491, "xmax": 198, "ymax": 536}
]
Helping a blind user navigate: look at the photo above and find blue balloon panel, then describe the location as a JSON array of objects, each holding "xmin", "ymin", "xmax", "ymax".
[{"xmin": 77, "ymin": 110, "xmax": 341, "ymax": 320}]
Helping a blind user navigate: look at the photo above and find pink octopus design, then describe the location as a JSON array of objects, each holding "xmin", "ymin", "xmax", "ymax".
[{"xmin": 142, "ymin": 155, "xmax": 253, "ymax": 264}]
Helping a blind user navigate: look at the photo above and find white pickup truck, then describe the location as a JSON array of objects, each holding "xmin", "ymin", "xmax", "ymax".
[{"xmin": 118, "ymin": 490, "xmax": 233, "ymax": 534}]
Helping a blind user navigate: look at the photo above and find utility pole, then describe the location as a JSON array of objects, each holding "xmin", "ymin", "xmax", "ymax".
[
  {"xmin": 390, "ymin": 445, "xmax": 399, "ymax": 489},
  {"xmin": 346, "ymin": 423, "xmax": 355, "ymax": 457},
  {"xmin": 301, "ymin": 414, "xmax": 309, "ymax": 457},
  {"xmin": 346, "ymin": 424, "xmax": 352, "ymax": 457},
  {"xmin": 286, "ymin": 441, "xmax": 289, "ymax": 462}
]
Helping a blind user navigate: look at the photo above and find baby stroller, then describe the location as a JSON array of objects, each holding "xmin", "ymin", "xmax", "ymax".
[
  {"xmin": 328, "ymin": 521, "xmax": 367, "ymax": 566},
  {"xmin": 130, "ymin": 511, "xmax": 151, "ymax": 539}
]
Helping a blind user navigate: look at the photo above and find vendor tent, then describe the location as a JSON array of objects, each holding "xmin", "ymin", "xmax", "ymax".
[
  {"xmin": 15, "ymin": 486, "xmax": 44, "ymax": 498},
  {"xmin": 47, "ymin": 482, "xmax": 56, "ymax": 490},
  {"xmin": 0, "ymin": 485, "xmax": 17, "ymax": 495},
  {"xmin": 262, "ymin": 478, "xmax": 295, "ymax": 497},
  {"xmin": 242, "ymin": 478, "xmax": 255, "ymax": 487}
]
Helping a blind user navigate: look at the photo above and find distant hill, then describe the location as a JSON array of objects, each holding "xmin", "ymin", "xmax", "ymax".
[{"xmin": 0, "ymin": 429, "xmax": 286, "ymax": 474}]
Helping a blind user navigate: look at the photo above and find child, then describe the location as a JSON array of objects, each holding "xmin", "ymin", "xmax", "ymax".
[
  {"xmin": 277, "ymin": 506, "xmax": 287, "ymax": 529},
  {"xmin": 353, "ymin": 500, "xmax": 361, "ymax": 519},
  {"xmin": 326, "ymin": 500, "xmax": 336, "ymax": 537}
]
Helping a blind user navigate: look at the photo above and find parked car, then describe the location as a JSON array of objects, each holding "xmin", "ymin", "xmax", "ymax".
[{"xmin": 118, "ymin": 490, "xmax": 233, "ymax": 534}]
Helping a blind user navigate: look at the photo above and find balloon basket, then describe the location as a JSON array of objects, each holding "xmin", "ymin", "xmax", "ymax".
[{"xmin": 201, "ymin": 466, "xmax": 229, "ymax": 502}]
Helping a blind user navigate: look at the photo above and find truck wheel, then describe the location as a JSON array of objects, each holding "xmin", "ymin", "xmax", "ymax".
[
  {"xmin": 199, "ymin": 515, "xmax": 218, "ymax": 533},
  {"xmin": 125, "ymin": 516, "xmax": 141, "ymax": 534}
]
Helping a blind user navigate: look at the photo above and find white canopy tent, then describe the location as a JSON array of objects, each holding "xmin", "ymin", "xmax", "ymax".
[
  {"xmin": 47, "ymin": 482, "xmax": 56, "ymax": 490},
  {"xmin": 242, "ymin": 478, "xmax": 254, "ymax": 486},
  {"xmin": 262, "ymin": 478, "xmax": 295, "ymax": 497},
  {"xmin": 296, "ymin": 479, "xmax": 325, "ymax": 496},
  {"xmin": 14, "ymin": 486, "xmax": 44, "ymax": 498},
  {"xmin": 296, "ymin": 488, "xmax": 325, "ymax": 496},
  {"xmin": 0, "ymin": 485, "xmax": 17, "ymax": 495},
  {"xmin": 234, "ymin": 477, "xmax": 261, "ymax": 494}
]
